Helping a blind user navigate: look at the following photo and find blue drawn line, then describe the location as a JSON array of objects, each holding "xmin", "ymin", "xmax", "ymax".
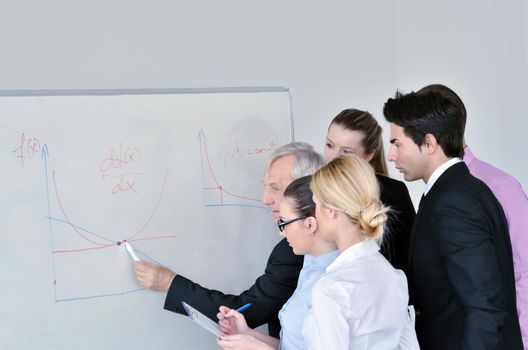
[
  {"xmin": 55, "ymin": 287, "xmax": 145, "ymax": 302},
  {"xmin": 46, "ymin": 217, "xmax": 169, "ymax": 267},
  {"xmin": 45, "ymin": 216, "xmax": 117, "ymax": 244},
  {"xmin": 46, "ymin": 216, "xmax": 168, "ymax": 267},
  {"xmin": 42, "ymin": 144, "xmax": 58, "ymax": 301},
  {"xmin": 198, "ymin": 129, "xmax": 207, "ymax": 206}
]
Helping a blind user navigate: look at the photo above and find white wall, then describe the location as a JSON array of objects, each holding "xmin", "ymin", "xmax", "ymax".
[{"xmin": 1, "ymin": 0, "xmax": 526, "ymax": 204}]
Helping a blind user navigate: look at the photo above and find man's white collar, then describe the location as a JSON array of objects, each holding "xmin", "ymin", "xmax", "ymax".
[{"xmin": 424, "ymin": 157, "xmax": 462, "ymax": 196}]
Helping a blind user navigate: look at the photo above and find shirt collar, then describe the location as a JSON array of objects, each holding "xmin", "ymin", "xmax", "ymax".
[
  {"xmin": 304, "ymin": 250, "xmax": 339, "ymax": 269},
  {"xmin": 424, "ymin": 157, "xmax": 462, "ymax": 196},
  {"xmin": 326, "ymin": 239, "xmax": 379, "ymax": 273}
]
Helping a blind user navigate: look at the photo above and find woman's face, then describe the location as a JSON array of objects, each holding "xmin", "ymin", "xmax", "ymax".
[
  {"xmin": 324, "ymin": 123, "xmax": 373, "ymax": 162},
  {"xmin": 278, "ymin": 199, "xmax": 313, "ymax": 255}
]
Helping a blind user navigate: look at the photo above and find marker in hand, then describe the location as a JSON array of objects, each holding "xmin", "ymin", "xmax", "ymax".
[{"xmin": 124, "ymin": 241, "xmax": 141, "ymax": 262}]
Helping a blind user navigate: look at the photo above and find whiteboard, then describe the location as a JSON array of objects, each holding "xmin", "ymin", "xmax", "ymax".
[{"xmin": 0, "ymin": 88, "xmax": 293, "ymax": 349}]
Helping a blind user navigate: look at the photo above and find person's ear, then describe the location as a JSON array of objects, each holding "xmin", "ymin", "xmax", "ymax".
[
  {"xmin": 364, "ymin": 149, "xmax": 376, "ymax": 162},
  {"xmin": 423, "ymin": 134, "xmax": 438, "ymax": 154},
  {"xmin": 304, "ymin": 216, "xmax": 318, "ymax": 234}
]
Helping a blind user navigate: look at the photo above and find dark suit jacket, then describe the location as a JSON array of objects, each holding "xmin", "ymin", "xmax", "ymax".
[
  {"xmin": 164, "ymin": 237, "xmax": 303, "ymax": 337},
  {"xmin": 409, "ymin": 162, "xmax": 522, "ymax": 350},
  {"xmin": 377, "ymin": 174, "xmax": 416, "ymax": 276}
]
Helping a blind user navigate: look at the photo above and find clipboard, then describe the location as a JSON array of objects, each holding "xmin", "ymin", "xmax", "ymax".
[{"xmin": 181, "ymin": 301, "xmax": 222, "ymax": 337}]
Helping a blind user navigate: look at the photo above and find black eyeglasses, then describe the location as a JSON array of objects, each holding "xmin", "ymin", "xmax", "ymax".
[{"xmin": 277, "ymin": 217, "xmax": 307, "ymax": 232}]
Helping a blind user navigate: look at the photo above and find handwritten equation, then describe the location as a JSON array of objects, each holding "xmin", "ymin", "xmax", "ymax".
[
  {"xmin": 99, "ymin": 143, "xmax": 144, "ymax": 195},
  {"xmin": 12, "ymin": 133, "xmax": 42, "ymax": 168},
  {"xmin": 222, "ymin": 139, "xmax": 277, "ymax": 168}
]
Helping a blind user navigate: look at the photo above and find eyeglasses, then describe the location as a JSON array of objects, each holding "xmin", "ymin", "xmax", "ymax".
[{"xmin": 277, "ymin": 217, "xmax": 307, "ymax": 232}]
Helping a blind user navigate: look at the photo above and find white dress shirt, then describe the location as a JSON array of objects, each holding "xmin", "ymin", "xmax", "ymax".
[{"xmin": 302, "ymin": 239, "xmax": 419, "ymax": 350}]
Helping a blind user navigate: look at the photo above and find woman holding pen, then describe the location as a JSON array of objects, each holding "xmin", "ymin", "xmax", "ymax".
[{"xmin": 217, "ymin": 175, "xmax": 338, "ymax": 350}]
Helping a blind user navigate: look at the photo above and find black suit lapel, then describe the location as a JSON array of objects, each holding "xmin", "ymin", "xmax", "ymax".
[
  {"xmin": 408, "ymin": 193, "xmax": 428, "ymax": 271},
  {"xmin": 408, "ymin": 162, "xmax": 469, "ymax": 273}
]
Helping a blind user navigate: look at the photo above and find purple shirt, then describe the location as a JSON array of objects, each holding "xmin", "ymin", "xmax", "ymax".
[{"xmin": 464, "ymin": 146, "xmax": 528, "ymax": 348}]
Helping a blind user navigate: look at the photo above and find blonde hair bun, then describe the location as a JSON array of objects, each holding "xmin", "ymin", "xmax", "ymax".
[
  {"xmin": 356, "ymin": 201, "xmax": 388, "ymax": 239},
  {"xmin": 311, "ymin": 154, "xmax": 389, "ymax": 240}
]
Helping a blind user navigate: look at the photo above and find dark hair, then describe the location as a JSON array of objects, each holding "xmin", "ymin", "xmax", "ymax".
[
  {"xmin": 283, "ymin": 175, "xmax": 315, "ymax": 217},
  {"xmin": 417, "ymin": 84, "xmax": 467, "ymax": 127},
  {"xmin": 330, "ymin": 109, "xmax": 388, "ymax": 176},
  {"xmin": 383, "ymin": 91, "xmax": 465, "ymax": 158}
]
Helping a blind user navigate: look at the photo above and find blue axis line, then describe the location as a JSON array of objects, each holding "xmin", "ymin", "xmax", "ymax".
[
  {"xmin": 55, "ymin": 287, "xmax": 146, "ymax": 302},
  {"xmin": 42, "ymin": 144, "xmax": 58, "ymax": 301}
]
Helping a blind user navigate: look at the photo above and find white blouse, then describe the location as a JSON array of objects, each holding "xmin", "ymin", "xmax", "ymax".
[{"xmin": 302, "ymin": 239, "xmax": 419, "ymax": 350}]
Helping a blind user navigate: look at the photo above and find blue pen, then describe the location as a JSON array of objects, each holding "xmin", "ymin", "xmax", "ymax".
[{"xmin": 236, "ymin": 303, "xmax": 252, "ymax": 313}]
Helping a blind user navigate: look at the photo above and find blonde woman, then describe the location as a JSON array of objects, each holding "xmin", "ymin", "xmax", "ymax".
[{"xmin": 304, "ymin": 154, "xmax": 418, "ymax": 349}]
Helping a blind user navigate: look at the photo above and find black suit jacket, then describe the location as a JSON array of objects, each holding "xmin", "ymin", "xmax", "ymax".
[
  {"xmin": 164, "ymin": 237, "xmax": 303, "ymax": 337},
  {"xmin": 377, "ymin": 174, "xmax": 416, "ymax": 275},
  {"xmin": 409, "ymin": 162, "xmax": 522, "ymax": 349}
]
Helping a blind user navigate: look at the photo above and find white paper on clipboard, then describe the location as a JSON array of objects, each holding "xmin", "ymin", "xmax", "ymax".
[{"xmin": 181, "ymin": 301, "xmax": 222, "ymax": 337}]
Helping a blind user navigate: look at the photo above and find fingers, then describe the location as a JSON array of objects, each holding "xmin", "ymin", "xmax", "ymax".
[
  {"xmin": 223, "ymin": 309, "xmax": 239, "ymax": 318},
  {"xmin": 217, "ymin": 335, "xmax": 233, "ymax": 349},
  {"xmin": 219, "ymin": 305, "xmax": 232, "ymax": 316},
  {"xmin": 134, "ymin": 262, "xmax": 152, "ymax": 287},
  {"xmin": 219, "ymin": 318, "xmax": 234, "ymax": 334},
  {"xmin": 217, "ymin": 334, "xmax": 259, "ymax": 350},
  {"xmin": 216, "ymin": 335, "xmax": 241, "ymax": 349},
  {"xmin": 133, "ymin": 261, "xmax": 149, "ymax": 279},
  {"xmin": 218, "ymin": 306, "xmax": 234, "ymax": 334},
  {"xmin": 132, "ymin": 262, "xmax": 175, "ymax": 292}
]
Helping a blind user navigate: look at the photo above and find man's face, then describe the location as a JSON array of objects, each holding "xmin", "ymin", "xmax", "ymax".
[
  {"xmin": 387, "ymin": 123, "xmax": 428, "ymax": 182},
  {"xmin": 261, "ymin": 155, "xmax": 295, "ymax": 221}
]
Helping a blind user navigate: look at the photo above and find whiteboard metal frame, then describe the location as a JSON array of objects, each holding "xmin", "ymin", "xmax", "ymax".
[{"xmin": 0, "ymin": 87, "xmax": 295, "ymax": 142}]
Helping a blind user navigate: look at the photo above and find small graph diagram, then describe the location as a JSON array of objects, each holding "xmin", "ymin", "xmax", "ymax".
[{"xmin": 198, "ymin": 129, "xmax": 268, "ymax": 210}]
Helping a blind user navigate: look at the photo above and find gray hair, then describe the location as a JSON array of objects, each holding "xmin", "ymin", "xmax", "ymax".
[{"xmin": 266, "ymin": 142, "xmax": 325, "ymax": 179}]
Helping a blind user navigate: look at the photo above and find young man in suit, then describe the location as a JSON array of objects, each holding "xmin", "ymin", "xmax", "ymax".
[
  {"xmin": 132, "ymin": 142, "xmax": 325, "ymax": 337},
  {"xmin": 383, "ymin": 91, "xmax": 522, "ymax": 349},
  {"xmin": 417, "ymin": 84, "xmax": 528, "ymax": 349}
]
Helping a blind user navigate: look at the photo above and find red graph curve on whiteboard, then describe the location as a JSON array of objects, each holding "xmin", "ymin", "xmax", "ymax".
[
  {"xmin": 52, "ymin": 170, "xmax": 108, "ymax": 247},
  {"xmin": 124, "ymin": 169, "xmax": 168, "ymax": 241},
  {"xmin": 51, "ymin": 168, "xmax": 170, "ymax": 248},
  {"xmin": 199, "ymin": 129, "xmax": 263, "ymax": 206}
]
